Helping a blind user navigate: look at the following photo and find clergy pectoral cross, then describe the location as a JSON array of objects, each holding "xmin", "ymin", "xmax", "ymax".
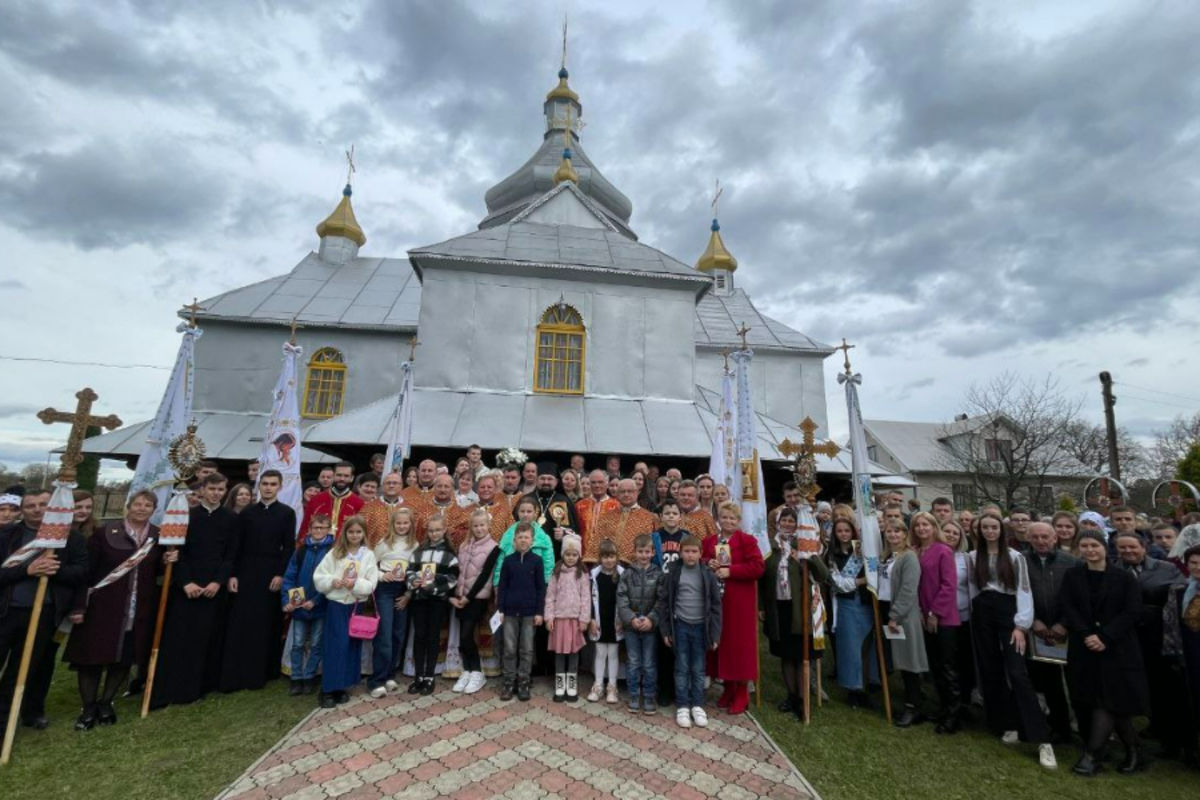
[
  {"xmin": 37, "ymin": 388, "xmax": 122, "ymax": 483},
  {"xmin": 735, "ymin": 322, "xmax": 751, "ymax": 350},
  {"xmin": 836, "ymin": 337, "xmax": 855, "ymax": 374},
  {"xmin": 181, "ymin": 297, "xmax": 204, "ymax": 328}
]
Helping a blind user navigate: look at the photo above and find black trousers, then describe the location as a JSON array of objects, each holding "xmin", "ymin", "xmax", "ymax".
[
  {"xmin": 954, "ymin": 619, "xmax": 976, "ymax": 706},
  {"xmin": 0, "ymin": 606, "xmax": 55, "ymax": 722},
  {"xmin": 972, "ymin": 592, "xmax": 1048, "ymax": 743},
  {"xmin": 410, "ymin": 599, "xmax": 449, "ymax": 679},
  {"xmin": 924, "ymin": 625, "xmax": 961, "ymax": 721},
  {"xmin": 1028, "ymin": 659, "xmax": 1072, "ymax": 740},
  {"xmin": 456, "ymin": 599, "xmax": 488, "ymax": 673}
]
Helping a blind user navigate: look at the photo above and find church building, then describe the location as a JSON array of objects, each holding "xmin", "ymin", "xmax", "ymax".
[{"xmin": 84, "ymin": 62, "xmax": 841, "ymax": 474}]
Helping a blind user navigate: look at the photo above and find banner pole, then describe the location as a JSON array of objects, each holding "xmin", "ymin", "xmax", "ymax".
[
  {"xmin": 870, "ymin": 593, "xmax": 892, "ymax": 725},
  {"xmin": 1, "ymin": 575, "xmax": 48, "ymax": 765},
  {"xmin": 140, "ymin": 559, "xmax": 174, "ymax": 717},
  {"xmin": 801, "ymin": 563, "xmax": 811, "ymax": 724}
]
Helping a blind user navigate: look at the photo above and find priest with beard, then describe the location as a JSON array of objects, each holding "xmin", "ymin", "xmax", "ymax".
[
  {"xmin": 218, "ymin": 470, "xmax": 295, "ymax": 692},
  {"xmin": 499, "ymin": 466, "xmax": 523, "ymax": 513},
  {"xmin": 363, "ymin": 471, "xmax": 406, "ymax": 547},
  {"xmin": 300, "ymin": 461, "xmax": 363, "ymax": 540},
  {"xmin": 150, "ymin": 473, "xmax": 237, "ymax": 708},
  {"xmin": 520, "ymin": 462, "xmax": 579, "ymax": 560},
  {"xmin": 469, "ymin": 472, "xmax": 512, "ymax": 541},
  {"xmin": 400, "ymin": 459, "xmax": 438, "ymax": 505}
]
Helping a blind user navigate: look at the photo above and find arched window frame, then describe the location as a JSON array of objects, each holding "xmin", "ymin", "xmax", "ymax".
[
  {"xmin": 303, "ymin": 347, "xmax": 347, "ymax": 418},
  {"xmin": 533, "ymin": 302, "xmax": 585, "ymax": 395}
]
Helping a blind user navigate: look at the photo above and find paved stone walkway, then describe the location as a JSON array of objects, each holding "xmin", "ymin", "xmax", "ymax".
[{"xmin": 216, "ymin": 679, "xmax": 817, "ymax": 800}]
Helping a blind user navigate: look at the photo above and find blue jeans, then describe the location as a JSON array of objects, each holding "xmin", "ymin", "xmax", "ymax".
[
  {"xmin": 290, "ymin": 616, "xmax": 324, "ymax": 680},
  {"xmin": 673, "ymin": 620, "xmax": 706, "ymax": 708},
  {"xmin": 626, "ymin": 629, "xmax": 657, "ymax": 700},
  {"xmin": 371, "ymin": 583, "xmax": 409, "ymax": 688}
]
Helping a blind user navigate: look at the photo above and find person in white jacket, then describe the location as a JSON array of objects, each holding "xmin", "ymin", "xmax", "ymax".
[{"xmin": 313, "ymin": 515, "xmax": 378, "ymax": 708}]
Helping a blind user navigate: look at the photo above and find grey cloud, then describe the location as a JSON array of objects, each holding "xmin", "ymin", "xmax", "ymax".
[
  {"xmin": 0, "ymin": 403, "xmax": 42, "ymax": 418},
  {"xmin": 0, "ymin": 137, "xmax": 227, "ymax": 249},
  {"xmin": 0, "ymin": 280, "xmax": 28, "ymax": 291}
]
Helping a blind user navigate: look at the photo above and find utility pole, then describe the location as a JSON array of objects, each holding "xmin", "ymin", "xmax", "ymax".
[{"xmin": 1099, "ymin": 371, "xmax": 1121, "ymax": 481}]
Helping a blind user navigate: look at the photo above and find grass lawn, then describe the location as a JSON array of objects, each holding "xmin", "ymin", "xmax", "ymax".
[
  {"xmin": 752, "ymin": 652, "xmax": 1199, "ymax": 800},
  {"xmin": 0, "ymin": 669, "xmax": 312, "ymax": 799}
]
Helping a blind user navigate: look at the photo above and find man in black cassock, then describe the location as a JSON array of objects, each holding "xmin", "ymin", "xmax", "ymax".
[
  {"xmin": 150, "ymin": 473, "xmax": 237, "ymax": 708},
  {"xmin": 518, "ymin": 462, "xmax": 580, "ymax": 560},
  {"xmin": 219, "ymin": 469, "xmax": 295, "ymax": 692}
]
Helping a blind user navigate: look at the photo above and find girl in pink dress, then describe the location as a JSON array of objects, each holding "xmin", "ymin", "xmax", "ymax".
[{"xmin": 544, "ymin": 533, "xmax": 592, "ymax": 702}]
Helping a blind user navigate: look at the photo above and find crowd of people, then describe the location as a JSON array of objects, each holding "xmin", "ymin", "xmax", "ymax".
[{"xmin": 2, "ymin": 448, "xmax": 1199, "ymax": 780}]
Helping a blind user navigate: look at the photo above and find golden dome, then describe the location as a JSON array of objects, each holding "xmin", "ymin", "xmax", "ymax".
[
  {"xmin": 696, "ymin": 219, "xmax": 737, "ymax": 272},
  {"xmin": 553, "ymin": 150, "xmax": 579, "ymax": 185},
  {"xmin": 316, "ymin": 184, "xmax": 366, "ymax": 247},
  {"xmin": 546, "ymin": 67, "xmax": 579, "ymax": 102}
]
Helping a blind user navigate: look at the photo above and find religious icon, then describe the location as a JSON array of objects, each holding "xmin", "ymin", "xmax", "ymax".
[
  {"xmin": 380, "ymin": 558, "xmax": 407, "ymax": 578},
  {"xmin": 739, "ymin": 457, "xmax": 759, "ymax": 502},
  {"xmin": 420, "ymin": 562, "xmax": 437, "ymax": 583},
  {"xmin": 288, "ymin": 588, "xmax": 306, "ymax": 606},
  {"xmin": 272, "ymin": 432, "xmax": 296, "ymax": 466},
  {"xmin": 550, "ymin": 504, "xmax": 567, "ymax": 523},
  {"xmin": 343, "ymin": 563, "xmax": 358, "ymax": 583},
  {"xmin": 716, "ymin": 542, "xmax": 731, "ymax": 567}
]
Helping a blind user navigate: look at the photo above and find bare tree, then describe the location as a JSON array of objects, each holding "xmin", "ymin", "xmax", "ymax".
[
  {"xmin": 1153, "ymin": 412, "xmax": 1200, "ymax": 478},
  {"xmin": 1060, "ymin": 421, "xmax": 1151, "ymax": 479},
  {"xmin": 936, "ymin": 373, "xmax": 1086, "ymax": 511}
]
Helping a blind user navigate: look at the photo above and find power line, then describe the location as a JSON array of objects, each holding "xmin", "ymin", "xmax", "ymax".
[
  {"xmin": 1115, "ymin": 381, "xmax": 1200, "ymax": 405},
  {"xmin": 0, "ymin": 355, "xmax": 265, "ymax": 372},
  {"xmin": 1111, "ymin": 389, "xmax": 1199, "ymax": 411}
]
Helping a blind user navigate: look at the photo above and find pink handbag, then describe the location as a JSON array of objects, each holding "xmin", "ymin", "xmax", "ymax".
[{"xmin": 348, "ymin": 601, "xmax": 379, "ymax": 640}]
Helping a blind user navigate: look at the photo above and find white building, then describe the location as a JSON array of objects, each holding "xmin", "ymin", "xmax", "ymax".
[{"xmin": 85, "ymin": 62, "xmax": 851, "ymax": 474}]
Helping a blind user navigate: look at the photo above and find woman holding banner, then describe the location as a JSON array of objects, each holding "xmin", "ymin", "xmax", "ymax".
[{"xmin": 64, "ymin": 490, "xmax": 177, "ymax": 730}]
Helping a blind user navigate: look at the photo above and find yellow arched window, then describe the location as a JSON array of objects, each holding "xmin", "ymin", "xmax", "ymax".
[
  {"xmin": 534, "ymin": 303, "xmax": 585, "ymax": 394},
  {"xmin": 303, "ymin": 347, "xmax": 347, "ymax": 418}
]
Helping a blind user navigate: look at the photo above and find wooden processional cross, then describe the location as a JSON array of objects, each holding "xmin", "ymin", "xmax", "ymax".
[{"xmin": 2, "ymin": 388, "xmax": 121, "ymax": 765}]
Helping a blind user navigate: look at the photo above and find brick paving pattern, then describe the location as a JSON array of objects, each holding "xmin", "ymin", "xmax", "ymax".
[{"xmin": 216, "ymin": 680, "xmax": 816, "ymax": 800}]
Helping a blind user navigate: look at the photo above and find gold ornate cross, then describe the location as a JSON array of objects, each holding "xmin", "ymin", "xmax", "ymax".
[
  {"xmin": 778, "ymin": 417, "xmax": 841, "ymax": 503},
  {"xmin": 836, "ymin": 337, "xmax": 855, "ymax": 375},
  {"xmin": 181, "ymin": 297, "xmax": 204, "ymax": 328},
  {"xmin": 37, "ymin": 388, "xmax": 122, "ymax": 483},
  {"xmin": 734, "ymin": 321, "xmax": 751, "ymax": 350},
  {"xmin": 345, "ymin": 144, "xmax": 356, "ymax": 185}
]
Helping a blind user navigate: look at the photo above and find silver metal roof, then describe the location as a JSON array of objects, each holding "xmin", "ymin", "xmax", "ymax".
[
  {"xmin": 409, "ymin": 221, "xmax": 708, "ymax": 287},
  {"xmin": 188, "ymin": 253, "xmax": 421, "ymax": 331},
  {"xmin": 482, "ymin": 133, "xmax": 634, "ymax": 235},
  {"xmin": 80, "ymin": 410, "xmax": 339, "ymax": 464},
  {"xmin": 695, "ymin": 289, "xmax": 833, "ymax": 354}
]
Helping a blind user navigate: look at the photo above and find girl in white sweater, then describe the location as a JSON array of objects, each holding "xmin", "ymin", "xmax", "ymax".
[{"xmin": 314, "ymin": 515, "xmax": 378, "ymax": 707}]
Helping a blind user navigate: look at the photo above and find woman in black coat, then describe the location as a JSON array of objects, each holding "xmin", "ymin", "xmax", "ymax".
[{"xmin": 1060, "ymin": 530, "xmax": 1149, "ymax": 776}]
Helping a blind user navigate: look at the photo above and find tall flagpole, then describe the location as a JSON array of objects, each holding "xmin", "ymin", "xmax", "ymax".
[{"xmin": 837, "ymin": 339, "xmax": 891, "ymax": 724}]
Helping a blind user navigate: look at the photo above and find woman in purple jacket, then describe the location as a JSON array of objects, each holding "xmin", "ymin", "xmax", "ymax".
[{"xmin": 912, "ymin": 511, "xmax": 962, "ymax": 733}]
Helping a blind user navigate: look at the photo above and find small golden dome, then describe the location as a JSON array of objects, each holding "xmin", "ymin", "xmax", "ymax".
[
  {"xmin": 546, "ymin": 67, "xmax": 580, "ymax": 102},
  {"xmin": 316, "ymin": 184, "xmax": 366, "ymax": 247},
  {"xmin": 696, "ymin": 219, "xmax": 737, "ymax": 272},
  {"xmin": 553, "ymin": 145, "xmax": 579, "ymax": 185}
]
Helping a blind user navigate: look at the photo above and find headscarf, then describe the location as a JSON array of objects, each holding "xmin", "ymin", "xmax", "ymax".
[
  {"xmin": 1078, "ymin": 511, "xmax": 1110, "ymax": 540},
  {"xmin": 1170, "ymin": 523, "xmax": 1200, "ymax": 561}
]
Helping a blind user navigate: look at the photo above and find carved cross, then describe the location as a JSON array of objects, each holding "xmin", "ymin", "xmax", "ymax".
[
  {"xmin": 734, "ymin": 322, "xmax": 751, "ymax": 350},
  {"xmin": 181, "ymin": 297, "xmax": 204, "ymax": 328},
  {"xmin": 37, "ymin": 388, "xmax": 122, "ymax": 483},
  {"xmin": 836, "ymin": 337, "xmax": 855, "ymax": 375},
  {"xmin": 778, "ymin": 417, "xmax": 841, "ymax": 503}
]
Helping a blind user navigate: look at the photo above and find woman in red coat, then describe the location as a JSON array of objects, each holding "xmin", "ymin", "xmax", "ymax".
[
  {"xmin": 702, "ymin": 500, "xmax": 765, "ymax": 714},
  {"xmin": 64, "ymin": 490, "xmax": 176, "ymax": 730}
]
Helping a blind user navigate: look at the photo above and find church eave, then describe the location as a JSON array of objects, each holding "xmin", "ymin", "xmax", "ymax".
[{"xmin": 177, "ymin": 312, "xmax": 417, "ymax": 334}]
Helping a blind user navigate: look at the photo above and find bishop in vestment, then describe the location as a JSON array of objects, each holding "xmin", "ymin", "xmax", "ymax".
[{"xmin": 521, "ymin": 462, "xmax": 579, "ymax": 560}]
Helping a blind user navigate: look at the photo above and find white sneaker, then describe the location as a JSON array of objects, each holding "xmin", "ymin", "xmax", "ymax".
[
  {"xmin": 451, "ymin": 672, "xmax": 471, "ymax": 693},
  {"xmin": 587, "ymin": 683, "xmax": 602, "ymax": 702},
  {"xmin": 704, "ymin": 677, "xmax": 712, "ymax": 690},
  {"xmin": 1001, "ymin": 730, "xmax": 1020, "ymax": 745},
  {"xmin": 676, "ymin": 708, "xmax": 692, "ymax": 728},
  {"xmin": 464, "ymin": 672, "xmax": 486, "ymax": 694},
  {"xmin": 385, "ymin": 680, "xmax": 399, "ymax": 693},
  {"xmin": 691, "ymin": 706, "xmax": 708, "ymax": 727},
  {"xmin": 369, "ymin": 686, "xmax": 387, "ymax": 699},
  {"xmin": 1038, "ymin": 743, "xmax": 1057, "ymax": 769},
  {"xmin": 606, "ymin": 685, "xmax": 619, "ymax": 704}
]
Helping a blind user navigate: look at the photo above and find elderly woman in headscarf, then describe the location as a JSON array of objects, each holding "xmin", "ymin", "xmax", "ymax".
[
  {"xmin": 1168, "ymin": 523, "xmax": 1200, "ymax": 576},
  {"xmin": 1077, "ymin": 511, "xmax": 1110, "ymax": 540}
]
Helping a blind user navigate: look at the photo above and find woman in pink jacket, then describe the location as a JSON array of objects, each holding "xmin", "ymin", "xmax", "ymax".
[
  {"xmin": 912, "ymin": 511, "xmax": 962, "ymax": 733},
  {"xmin": 544, "ymin": 533, "xmax": 592, "ymax": 702}
]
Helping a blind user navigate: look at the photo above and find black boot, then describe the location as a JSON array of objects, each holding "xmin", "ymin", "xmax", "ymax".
[
  {"xmin": 407, "ymin": 678, "xmax": 423, "ymax": 695},
  {"xmin": 1117, "ymin": 748, "xmax": 1145, "ymax": 775},
  {"xmin": 97, "ymin": 702, "xmax": 117, "ymax": 726},
  {"xmin": 319, "ymin": 693, "xmax": 336, "ymax": 709},
  {"xmin": 777, "ymin": 694, "xmax": 796, "ymax": 713},
  {"xmin": 74, "ymin": 704, "xmax": 99, "ymax": 731},
  {"xmin": 517, "ymin": 678, "xmax": 531, "ymax": 702},
  {"xmin": 894, "ymin": 705, "xmax": 917, "ymax": 728},
  {"xmin": 1072, "ymin": 752, "xmax": 1100, "ymax": 777},
  {"xmin": 500, "ymin": 680, "xmax": 515, "ymax": 701}
]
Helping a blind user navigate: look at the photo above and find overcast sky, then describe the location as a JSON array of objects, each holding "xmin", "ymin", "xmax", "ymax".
[{"xmin": 1, "ymin": 0, "xmax": 1198, "ymax": 477}]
